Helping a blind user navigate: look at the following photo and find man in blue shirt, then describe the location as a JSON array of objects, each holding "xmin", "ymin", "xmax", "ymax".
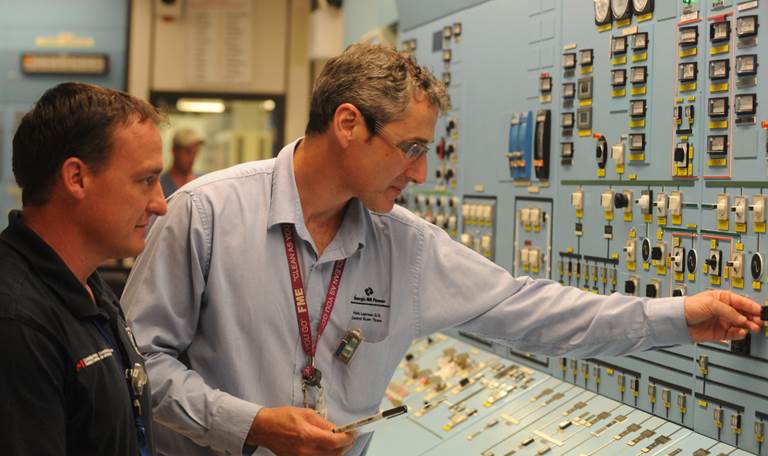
[{"xmin": 122, "ymin": 44, "xmax": 763, "ymax": 456}]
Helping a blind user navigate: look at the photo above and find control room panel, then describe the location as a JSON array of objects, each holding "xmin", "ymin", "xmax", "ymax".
[{"xmin": 386, "ymin": 0, "xmax": 768, "ymax": 454}]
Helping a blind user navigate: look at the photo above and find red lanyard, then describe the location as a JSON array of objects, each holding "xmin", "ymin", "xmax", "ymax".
[{"xmin": 281, "ymin": 223, "xmax": 346, "ymax": 383}]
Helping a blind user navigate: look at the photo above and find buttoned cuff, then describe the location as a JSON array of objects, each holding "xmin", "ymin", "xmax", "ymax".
[
  {"xmin": 645, "ymin": 296, "xmax": 691, "ymax": 346},
  {"xmin": 210, "ymin": 393, "xmax": 263, "ymax": 456}
]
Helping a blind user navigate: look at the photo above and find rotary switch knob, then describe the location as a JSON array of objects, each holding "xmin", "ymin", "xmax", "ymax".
[
  {"xmin": 596, "ymin": 137, "xmax": 608, "ymax": 169},
  {"xmin": 614, "ymin": 192, "xmax": 630, "ymax": 209}
]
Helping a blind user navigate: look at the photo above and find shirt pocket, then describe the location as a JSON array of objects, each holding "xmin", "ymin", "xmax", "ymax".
[{"xmin": 333, "ymin": 337, "xmax": 394, "ymax": 415}]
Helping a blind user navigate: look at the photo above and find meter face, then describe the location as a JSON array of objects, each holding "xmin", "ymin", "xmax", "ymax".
[
  {"xmin": 633, "ymin": 0, "xmax": 651, "ymax": 14},
  {"xmin": 611, "ymin": 0, "xmax": 631, "ymax": 19},
  {"xmin": 708, "ymin": 97, "xmax": 728, "ymax": 117},
  {"xmin": 737, "ymin": 15, "xmax": 758, "ymax": 37},
  {"xmin": 679, "ymin": 63, "xmax": 697, "ymax": 82},
  {"xmin": 709, "ymin": 60, "xmax": 729, "ymax": 80},
  {"xmin": 708, "ymin": 135, "xmax": 727, "ymax": 153},
  {"xmin": 540, "ymin": 77, "xmax": 552, "ymax": 92},
  {"xmin": 563, "ymin": 53, "xmax": 577, "ymax": 69},
  {"xmin": 563, "ymin": 83, "xmax": 575, "ymax": 99},
  {"xmin": 612, "ymin": 36, "xmax": 627, "ymax": 54},
  {"xmin": 632, "ymin": 32, "xmax": 648, "ymax": 50},
  {"xmin": 735, "ymin": 94, "xmax": 756, "ymax": 115},
  {"xmin": 562, "ymin": 113, "xmax": 574, "ymax": 128},
  {"xmin": 612, "ymin": 69, "xmax": 626, "ymax": 86},
  {"xmin": 631, "ymin": 66, "xmax": 647, "ymax": 84},
  {"xmin": 595, "ymin": 0, "xmax": 611, "ymax": 24},
  {"xmin": 710, "ymin": 21, "xmax": 730, "ymax": 42},
  {"xmin": 735, "ymin": 55, "xmax": 757, "ymax": 76},
  {"xmin": 679, "ymin": 27, "xmax": 698, "ymax": 46},
  {"xmin": 630, "ymin": 99, "xmax": 646, "ymax": 117},
  {"xmin": 580, "ymin": 49, "xmax": 594, "ymax": 66}
]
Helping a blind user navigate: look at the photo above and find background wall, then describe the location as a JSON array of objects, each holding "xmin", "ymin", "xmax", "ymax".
[{"xmin": 0, "ymin": 0, "xmax": 129, "ymax": 228}]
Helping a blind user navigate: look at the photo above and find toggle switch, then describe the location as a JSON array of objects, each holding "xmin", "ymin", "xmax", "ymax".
[
  {"xmin": 716, "ymin": 194, "xmax": 730, "ymax": 223},
  {"xmin": 654, "ymin": 192, "xmax": 668, "ymax": 218},
  {"xmin": 671, "ymin": 246, "xmax": 686, "ymax": 273},
  {"xmin": 601, "ymin": 190, "xmax": 615, "ymax": 212},
  {"xmin": 727, "ymin": 251, "xmax": 745, "ymax": 280},
  {"xmin": 624, "ymin": 239, "xmax": 636, "ymax": 263},
  {"xmin": 636, "ymin": 190, "xmax": 653, "ymax": 215},
  {"xmin": 750, "ymin": 195, "xmax": 767, "ymax": 224},
  {"xmin": 669, "ymin": 191, "xmax": 683, "ymax": 218},
  {"xmin": 520, "ymin": 207, "xmax": 531, "ymax": 226},
  {"xmin": 612, "ymin": 141, "xmax": 625, "ymax": 167},
  {"xmin": 732, "ymin": 196, "xmax": 747, "ymax": 224},
  {"xmin": 572, "ymin": 190, "xmax": 584, "ymax": 211}
]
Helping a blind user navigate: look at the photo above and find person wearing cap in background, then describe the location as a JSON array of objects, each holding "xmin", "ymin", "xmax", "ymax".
[{"xmin": 160, "ymin": 128, "xmax": 203, "ymax": 197}]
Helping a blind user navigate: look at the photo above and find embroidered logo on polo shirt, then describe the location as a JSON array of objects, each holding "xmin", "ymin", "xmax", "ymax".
[{"xmin": 75, "ymin": 348, "xmax": 114, "ymax": 372}]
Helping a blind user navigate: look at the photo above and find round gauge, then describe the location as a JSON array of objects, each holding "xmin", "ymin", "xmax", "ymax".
[
  {"xmin": 751, "ymin": 252, "xmax": 764, "ymax": 280},
  {"xmin": 641, "ymin": 238, "xmax": 651, "ymax": 262},
  {"xmin": 611, "ymin": 0, "xmax": 632, "ymax": 20},
  {"xmin": 594, "ymin": 0, "xmax": 612, "ymax": 25},
  {"xmin": 632, "ymin": 0, "xmax": 654, "ymax": 15},
  {"xmin": 687, "ymin": 249, "xmax": 697, "ymax": 274}
]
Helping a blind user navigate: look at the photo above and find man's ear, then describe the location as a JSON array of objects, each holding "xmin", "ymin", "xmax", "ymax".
[
  {"xmin": 58, "ymin": 157, "xmax": 89, "ymax": 201},
  {"xmin": 331, "ymin": 103, "xmax": 368, "ymax": 148}
]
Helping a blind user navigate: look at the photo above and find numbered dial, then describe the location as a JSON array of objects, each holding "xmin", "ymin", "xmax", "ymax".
[
  {"xmin": 595, "ymin": 0, "xmax": 612, "ymax": 25},
  {"xmin": 611, "ymin": 0, "xmax": 632, "ymax": 20},
  {"xmin": 632, "ymin": 0, "xmax": 653, "ymax": 14}
]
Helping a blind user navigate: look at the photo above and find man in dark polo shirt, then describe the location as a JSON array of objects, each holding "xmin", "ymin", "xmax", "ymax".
[{"xmin": 0, "ymin": 83, "xmax": 167, "ymax": 455}]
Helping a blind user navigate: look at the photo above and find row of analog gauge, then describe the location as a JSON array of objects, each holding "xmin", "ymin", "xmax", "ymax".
[{"xmin": 594, "ymin": 0, "xmax": 654, "ymax": 26}]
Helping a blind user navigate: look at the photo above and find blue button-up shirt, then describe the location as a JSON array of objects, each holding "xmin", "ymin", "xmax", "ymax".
[{"xmin": 122, "ymin": 139, "xmax": 690, "ymax": 456}]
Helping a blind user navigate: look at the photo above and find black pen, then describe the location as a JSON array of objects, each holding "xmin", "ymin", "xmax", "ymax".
[{"xmin": 332, "ymin": 405, "xmax": 408, "ymax": 433}]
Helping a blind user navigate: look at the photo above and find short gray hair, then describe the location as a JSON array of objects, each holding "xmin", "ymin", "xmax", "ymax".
[{"xmin": 305, "ymin": 43, "xmax": 450, "ymax": 136}]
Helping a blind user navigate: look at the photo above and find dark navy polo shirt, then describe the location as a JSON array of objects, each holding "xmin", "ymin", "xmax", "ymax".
[{"xmin": 0, "ymin": 211, "xmax": 154, "ymax": 455}]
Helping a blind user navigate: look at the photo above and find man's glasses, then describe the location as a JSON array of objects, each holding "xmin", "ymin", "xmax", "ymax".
[{"xmin": 373, "ymin": 121, "xmax": 431, "ymax": 161}]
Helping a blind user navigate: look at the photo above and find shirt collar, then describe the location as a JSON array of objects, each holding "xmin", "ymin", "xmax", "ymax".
[
  {"xmin": 267, "ymin": 139, "xmax": 368, "ymax": 260},
  {"xmin": 0, "ymin": 210, "xmax": 108, "ymax": 319}
]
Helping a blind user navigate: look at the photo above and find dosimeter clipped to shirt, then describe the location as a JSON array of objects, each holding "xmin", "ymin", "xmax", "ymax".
[{"xmin": 335, "ymin": 328, "xmax": 364, "ymax": 364}]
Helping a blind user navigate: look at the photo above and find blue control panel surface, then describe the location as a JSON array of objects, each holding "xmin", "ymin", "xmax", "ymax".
[{"xmin": 393, "ymin": 0, "xmax": 768, "ymax": 454}]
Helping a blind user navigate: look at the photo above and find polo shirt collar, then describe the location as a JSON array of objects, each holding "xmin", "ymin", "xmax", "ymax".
[
  {"xmin": 1, "ymin": 210, "xmax": 106, "ymax": 319},
  {"xmin": 267, "ymin": 139, "xmax": 368, "ymax": 260}
]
